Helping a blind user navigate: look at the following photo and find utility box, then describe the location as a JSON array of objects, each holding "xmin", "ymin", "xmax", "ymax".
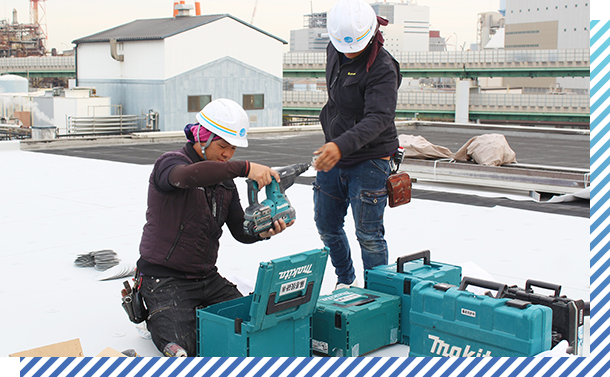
[
  {"xmin": 364, "ymin": 250, "xmax": 462, "ymax": 345},
  {"xmin": 409, "ymin": 278, "xmax": 552, "ymax": 357},
  {"xmin": 197, "ymin": 247, "xmax": 328, "ymax": 357},
  {"xmin": 312, "ymin": 287, "xmax": 400, "ymax": 357}
]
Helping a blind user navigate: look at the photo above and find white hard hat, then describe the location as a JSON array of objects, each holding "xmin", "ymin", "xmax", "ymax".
[
  {"xmin": 195, "ymin": 98, "xmax": 249, "ymax": 147},
  {"xmin": 327, "ymin": 0, "xmax": 377, "ymax": 53}
]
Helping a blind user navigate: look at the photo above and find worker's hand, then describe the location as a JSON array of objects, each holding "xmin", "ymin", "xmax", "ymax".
[
  {"xmin": 259, "ymin": 219, "xmax": 295, "ymax": 239},
  {"xmin": 313, "ymin": 142, "xmax": 342, "ymax": 172},
  {"xmin": 248, "ymin": 163, "xmax": 280, "ymax": 188}
]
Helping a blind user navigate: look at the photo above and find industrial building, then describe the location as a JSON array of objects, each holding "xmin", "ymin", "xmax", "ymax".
[
  {"xmin": 72, "ymin": 6, "xmax": 287, "ymax": 131},
  {"xmin": 0, "ymin": 0, "xmax": 47, "ymax": 58},
  {"xmin": 290, "ymin": 13, "xmax": 329, "ymax": 52},
  {"xmin": 503, "ymin": 0, "xmax": 590, "ymax": 94}
]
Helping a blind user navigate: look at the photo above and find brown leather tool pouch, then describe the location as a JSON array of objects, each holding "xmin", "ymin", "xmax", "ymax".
[{"xmin": 387, "ymin": 172, "xmax": 411, "ymax": 208}]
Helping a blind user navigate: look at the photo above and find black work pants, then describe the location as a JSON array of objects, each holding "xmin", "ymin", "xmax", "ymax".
[{"xmin": 140, "ymin": 271, "xmax": 242, "ymax": 357}]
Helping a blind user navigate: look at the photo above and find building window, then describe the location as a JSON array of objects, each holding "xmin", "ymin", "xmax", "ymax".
[
  {"xmin": 188, "ymin": 95, "xmax": 212, "ymax": 112},
  {"xmin": 243, "ymin": 94, "xmax": 264, "ymax": 110}
]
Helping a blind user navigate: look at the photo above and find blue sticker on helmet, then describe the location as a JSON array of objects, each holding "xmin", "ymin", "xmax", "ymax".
[
  {"xmin": 239, "ymin": 128, "xmax": 246, "ymax": 137},
  {"xmin": 344, "ymin": 36, "xmax": 353, "ymax": 43}
]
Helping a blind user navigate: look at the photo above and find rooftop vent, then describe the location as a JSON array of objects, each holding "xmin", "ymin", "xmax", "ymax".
[{"xmin": 174, "ymin": 2, "xmax": 193, "ymax": 17}]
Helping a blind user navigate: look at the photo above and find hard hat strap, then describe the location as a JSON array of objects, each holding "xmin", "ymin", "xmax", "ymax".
[{"xmin": 201, "ymin": 132, "xmax": 216, "ymax": 161}]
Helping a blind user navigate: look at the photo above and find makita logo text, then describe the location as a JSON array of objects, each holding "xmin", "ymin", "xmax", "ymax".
[
  {"xmin": 428, "ymin": 335, "xmax": 492, "ymax": 357},
  {"xmin": 461, "ymin": 308, "xmax": 476, "ymax": 318},
  {"xmin": 279, "ymin": 264, "xmax": 313, "ymax": 280}
]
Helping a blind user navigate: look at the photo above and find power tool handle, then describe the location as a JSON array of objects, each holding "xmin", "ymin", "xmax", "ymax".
[
  {"xmin": 396, "ymin": 250, "xmax": 431, "ymax": 273},
  {"xmin": 246, "ymin": 179, "xmax": 259, "ymax": 206},
  {"xmin": 525, "ymin": 279, "xmax": 562, "ymax": 297},
  {"xmin": 459, "ymin": 276, "xmax": 508, "ymax": 299}
]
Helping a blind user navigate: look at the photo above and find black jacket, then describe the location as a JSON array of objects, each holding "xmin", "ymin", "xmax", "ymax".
[
  {"xmin": 319, "ymin": 43, "xmax": 401, "ymax": 166},
  {"xmin": 137, "ymin": 144, "xmax": 258, "ymax": 279}
]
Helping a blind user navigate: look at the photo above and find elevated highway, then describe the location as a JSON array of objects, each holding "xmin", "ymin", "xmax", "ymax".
[
  {"xmin": 284, "ymin": 49, "xmax": 590, "ymax": 78},
  {"xmin": 0, "ymin": 56, "xmax": 75, "ymax": 78},
  {"xmin": 283, "ymin": 91, "xmax": 590, "ymax": 124},
  {"xmin": 0, "ymin": 48, "xmax": 590, "ymax": 79},
  {"xmin": 0, "ymin": 51, "xmax": 590, "ymax": 124}
]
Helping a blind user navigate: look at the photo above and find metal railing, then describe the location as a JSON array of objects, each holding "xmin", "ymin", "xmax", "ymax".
[
  {"xmin": 0, "ymin": 56, "xmax": 75, "ymax": 72},
  {"xmin": 283, "ymin": 49, "xmax": 590, "ymax": 65},
  {"xmin": 283, "ymin": 91, "xmax": 590, "ymax": 113},
  {"xmin": 66, "ymin": 110, "xmax": 159, "ymax": 136}
]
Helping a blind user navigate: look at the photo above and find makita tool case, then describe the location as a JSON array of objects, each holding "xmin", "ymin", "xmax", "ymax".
[
  {"xmin": 504, "ymin": 279, "xmax": 586, "ymax": 356},
  {"xmin": 196, "ymin": 247, "xmax": 328, "ymax": 357},
  {"xmin": 312, "ymin": 287, "xmax": 400, "ymax": 357},
  {"xmin": 364, "ymin": 250, "xmax": 462, "ymax": 344},
  {"xmin": 409, "ymin": 277, "xmax": 552, "ymax": 357}
]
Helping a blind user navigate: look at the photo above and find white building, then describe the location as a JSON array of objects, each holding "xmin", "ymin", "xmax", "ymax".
[
  {"xmin": 73, "ymin": 12, "xmax": 287, "ymax": 131},
  {"xmin": 371, "ymin": 1, "xmax": 430, "ymax": 54}
]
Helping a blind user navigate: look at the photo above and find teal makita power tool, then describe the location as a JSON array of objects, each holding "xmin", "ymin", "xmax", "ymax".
[{"xmin": 243, "ymin": 162, "xmax": 310, "ymax": 237}]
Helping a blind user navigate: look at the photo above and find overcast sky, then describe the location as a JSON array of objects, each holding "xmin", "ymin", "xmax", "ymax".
[
  {"xmin": 2, "ymin": 0, "xmax": 501, "ymax": 52},
  {"xmin": 0, "ymin": 2, "xmax": 596, "ymax": 371}
]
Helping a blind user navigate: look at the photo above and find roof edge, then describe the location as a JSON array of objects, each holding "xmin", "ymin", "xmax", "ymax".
[
  {"xmin": 223, "ymin": 14, "xmax": 288, "ymax": 45},
  {"xmin": 72, "ymin": 14, "xmax": 288, "ymax": 45}
]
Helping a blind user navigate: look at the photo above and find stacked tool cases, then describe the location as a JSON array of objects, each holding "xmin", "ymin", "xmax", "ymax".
[
  {"xmin": 364, "ymin": 250, "xmax": 462, "ymax": 344},
  {"xmin": 504, "ymin": 279, "xmax": 586, "ymax": 355},
  {"xmin": 196, "ymin": 248, "xmax": 328, "ymax": 357},
  {"xmin": 409, "ymin": 278, "xmax": 553, "ymax": 357},
  {"xmin": 312, "ymin": 287, "xmax": 400, "ymax": 357}
]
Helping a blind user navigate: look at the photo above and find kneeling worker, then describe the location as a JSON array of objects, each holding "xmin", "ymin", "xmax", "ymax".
[{"xmin": 136, "ymin": 98, "xmax": 293, "ymax": 357}]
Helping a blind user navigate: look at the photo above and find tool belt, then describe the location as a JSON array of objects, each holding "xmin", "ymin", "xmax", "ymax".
[
  {"xmin": 387, "ymin": 147, "xmax": 411, "ymax": 208},
  {"xmin": 121, "ymin": 270, "xmax": 148, "ymax": 324}
]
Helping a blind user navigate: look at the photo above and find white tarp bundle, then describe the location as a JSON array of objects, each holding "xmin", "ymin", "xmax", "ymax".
[
  {"xmin": 453, "ymin": 133, "xmax": 518, "ymax": 166},
  {"xmin": 398, "ymin": 134, "xmax": 453, "ymax": 159}
]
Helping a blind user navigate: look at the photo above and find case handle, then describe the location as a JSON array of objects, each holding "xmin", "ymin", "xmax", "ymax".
[
  {"xmin": 525, "ymin": 279, "xmax": 562, "ymax": 297},
  {"xmin": 266, "ymin": 281, "xmax": 314, "ymax": 315},
  {"xmin": 332, "ymin": 294, "xmax": 379, "ymax": 308},
  {"xmin": 397, "ymin": 250, "xmax": 430, "ymax": 273},
  {"xmin": 458, "ymin": 276, "xmax": 508, "ymax": 299}
]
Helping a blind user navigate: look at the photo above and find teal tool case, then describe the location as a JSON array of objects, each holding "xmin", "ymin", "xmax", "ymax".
[
  {"xmin": 409, "ymin": 277, "xmax": 553, "ymax": 357},
  {"xmin": 196, "ymin": 247, "xmax": 328, "ymax": 356},
  {"xmin": 364, "ymin": 250, "xmax": 462, "ymax": 344},
  {"xmin": 312, "ymin": 287, "xmax": 400, "ymax": 357}
]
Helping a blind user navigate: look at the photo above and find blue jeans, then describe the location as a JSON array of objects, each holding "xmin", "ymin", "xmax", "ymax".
[{"xmin": 313, "ymin": 159, "xmax": 391, "ymax": 285}]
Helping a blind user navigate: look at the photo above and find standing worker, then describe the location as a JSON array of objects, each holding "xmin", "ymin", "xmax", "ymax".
[
  {"xmin": 313, "ymin": 0, "xmax": 401, "ymax": 289},
  {"xmin": 136, "ymin": 98, "xmax": 293, "ymax": 357}
]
